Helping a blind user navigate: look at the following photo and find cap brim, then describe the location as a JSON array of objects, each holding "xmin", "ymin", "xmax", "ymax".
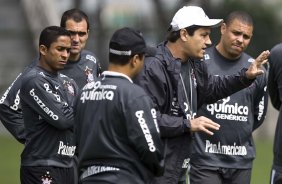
[{"xmin": 197, "ymin": 19, "xmax": 223, "ymax": 28}]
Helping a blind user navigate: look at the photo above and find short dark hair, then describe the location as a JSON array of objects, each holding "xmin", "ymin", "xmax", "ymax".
[
  {"xmin": 109, "ymin": 53, "xmax": 144, "ymax": 65},
  {"xmin": 39, "ymin": 26, "xmax": 71, "ymax": 48},
  {"xmin": 167, "ymin": 25, "xmax": 202, "ymax": 42},
  {"xmin": 225, "ymin": 11, "xmax": 253, "ymax": 27},
  {"xmin": 60, "ymin": 8, "xmax": 90, "ymax": 30}
]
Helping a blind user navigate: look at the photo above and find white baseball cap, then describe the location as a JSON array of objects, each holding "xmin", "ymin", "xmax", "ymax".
[{"xmin": 170, "ymin": 6, "xmax": 223, "ymax": 31}]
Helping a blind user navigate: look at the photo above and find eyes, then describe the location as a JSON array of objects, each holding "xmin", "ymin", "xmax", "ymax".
[
  {"xmin": 68, "ymin": 30, "xmax": 87, "ymax": 37},
  {"xmin": 57, "ymin": 47, "xmax": 71, "ymax": 53},
  {"xmin": 232, "ymin": 31, "xmax": 251, "ymax": 40}
]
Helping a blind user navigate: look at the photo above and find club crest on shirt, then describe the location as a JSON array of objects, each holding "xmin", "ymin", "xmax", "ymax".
[
  {"xmin": 85, "ymin": 66, "xmax": 94, "ymax": 83},
  {"xmin": 63, "ymin": 80, "xmax": 75, "ymax": 96},
  {"xmin": 41, "ymin": 171, "xmax": 52, "ymax": 184}
]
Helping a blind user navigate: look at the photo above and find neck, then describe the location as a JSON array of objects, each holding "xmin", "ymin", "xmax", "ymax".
[
  {"xmin": 68, "ymin": 53, "xmax": 80, "ymax": 62},
  {"xmin": 107, "ymin": 64, "xmax": 133, "ymax": 79},
  {"xmin": 216, "ymin": 43, "xmax": 240, "ymax": 60},
  {"xmin": 38, "ymin": 59, "xmax": 57, "ymax": 74},
  {"xmin": 166, "ymin": 41, "xmax": 187, "ymax": 61}
]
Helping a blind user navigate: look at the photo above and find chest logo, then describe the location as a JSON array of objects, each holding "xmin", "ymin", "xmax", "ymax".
[
  {"xmin": 85, "ymin": 66, "xmax": 94, "ymax": 83},
  {"xmin": 63, "ymin": 81, "xmax": 75, "ymax": 96}
]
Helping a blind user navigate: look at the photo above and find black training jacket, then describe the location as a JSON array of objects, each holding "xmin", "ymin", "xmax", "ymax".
[
  {"xmin": 192, "ymin": 46, "xmax": 268, "ymax": 169},
  {"xmin": 0, "ymin": 50, "xmax": 100, "ymax": 144},
  {"xmin": 20, "ymin": 66, "xmax": 79, "ymax": 167},
  {"xmin": 134, "ymin": 42, "xmax": 255, "ymax": 184},
  {"xmin": 75, "ymin": 71, "xmax": 164, "ymax": 184},
  {"xmin": 268, "ymin": 43, "xmax": 282, "ymax": 171}
]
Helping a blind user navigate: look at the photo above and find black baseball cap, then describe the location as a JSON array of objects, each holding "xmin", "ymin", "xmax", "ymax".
[{"xmin": 109, "ymin": 27, "xmax": 155, "ymax": 56}]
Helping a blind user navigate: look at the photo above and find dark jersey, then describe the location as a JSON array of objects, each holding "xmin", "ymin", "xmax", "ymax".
[
  {"xmin": 75, "ymin": 71, "xmax": 164, "ymax": 183},
  {"xmin": 61, "ymin": 50, "xmax": 101, "ymax": 89},
  {"xmin": 191, "ymin": 46, "xmax": 268, "ymax": 169},
  {"xmin": 20, "ymin": 66, "xmax": 79, "ymax": 167},
  {"xmin": 268, "ymin": 43, "xmax": 282, "ymax": 170},
  {"xmin": 0, "ymin": 50, "xmax": 100, "ymax": 143}
]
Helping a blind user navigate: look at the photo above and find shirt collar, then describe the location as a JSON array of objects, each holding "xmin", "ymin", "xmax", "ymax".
[{"xmin": 101, "ymin": 71, "xmax": 133, "ymax": 83}]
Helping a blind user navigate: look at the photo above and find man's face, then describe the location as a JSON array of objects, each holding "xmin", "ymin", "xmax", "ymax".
[
  {"xmin": 184, "ymin": 27, "xmax": 212, "ymax": 59},
  {"xmin": 220, "ymin": 19, "xmax": 253, "ymax": 59},
  {"xmin": 65, "ymin": 18, "xmax": 89, "ymax": 57},
  {"xmin": 41, "ymin": 36, "xmax": 71, "ymax": 72}
]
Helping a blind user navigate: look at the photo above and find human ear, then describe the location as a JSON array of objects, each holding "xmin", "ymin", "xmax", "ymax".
[
  {"xmin": 180, "ymin": 29, "xmax": 189, "ymax": 41},
  {"xmin": 39, "ymin": 45, "xmax": 47, "ymax": 56}
]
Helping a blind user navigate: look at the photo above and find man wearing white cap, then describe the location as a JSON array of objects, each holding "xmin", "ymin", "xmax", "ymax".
[{"xmin": 135, "ymin": 6, "xmax": 269, "ymax": 184}]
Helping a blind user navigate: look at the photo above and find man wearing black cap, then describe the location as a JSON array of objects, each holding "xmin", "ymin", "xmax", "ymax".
[{"xmin": 74, "ymin": 27, "xmax": 164, "ymax": 184}]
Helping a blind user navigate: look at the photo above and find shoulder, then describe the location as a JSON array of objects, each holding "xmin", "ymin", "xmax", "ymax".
[
  {"xmin": 240, "ymin": 52, "xmax": 254, "ymax": 67},
  {"xmin": 271, "ymin": 43, "xmax": 282, "ymax": 53},
  {"xmin": 80, "ymin": 49, "xmax": 98, "ymax": 64},
  {"xmin": 269, "ymin": 43, "xmax": 282, "ymax": 65},
  {"xmin": 145, "ymin": 54, "xmax": 164, "ymax": 67},
  {"xmin": 21, "ymin": 68, "xmax": 50, "ymax": 92},
  {"xmin": 203, "ymin": 46, "xmax": 216, "ymax": 62},
  {"xmin": 120, "ymin": 81, "xmax": 148, "ymax": 99},
  {"xmin": 22, "ymin": 67, "xmax": 41, "ymax": 82}
]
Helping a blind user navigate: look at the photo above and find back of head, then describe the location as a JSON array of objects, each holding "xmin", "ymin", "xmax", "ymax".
[
  {"xmin": 109, "ymin": 27, "xmax": 151, "ymax": 65},
  {"xmin": 60, "ymin": 8, "xmax": 90, "ymax": 30},
  {"xmin": 39, "ymin": 26, "xmax": 71, "ymax": 49},
  {"xmin": 167, "ymin": 6, "xmax": 223, "ymax": 42},
  {"xmin": 225, "ymin": 10, "xmax": 253, "ymax": 27}
]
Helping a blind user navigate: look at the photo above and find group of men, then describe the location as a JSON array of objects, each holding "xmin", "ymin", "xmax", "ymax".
[{"xmin": 1, "ymin": 5, "xmax": 281, "ymax": 184}]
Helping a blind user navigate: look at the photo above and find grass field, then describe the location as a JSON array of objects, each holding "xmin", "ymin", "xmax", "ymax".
[{"xmin": 0, "ymin": 135, "xmax": 273, "ymax": 184}]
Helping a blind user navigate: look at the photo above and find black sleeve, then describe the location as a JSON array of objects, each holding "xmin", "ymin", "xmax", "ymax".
[
  {"xmin": 125, "ymin": 94, "xmax": 164, "ymax": 176},
  {"xmin": 195, "ymin": 61, "xmax": 255, "ymax": 107},
  {"xmin": 21, "ymin": 76, "xmax": 74, "ymax": 130},
  {"xmin": 253, "ymin": 69, "xmax": 268, "ymax": 130},
  {"xmin": 268, "ymin": 48, "xmax": 282, "ymax": 110},
  {"xmin": 0, "ymin": 73, "xmax": 25, "ymax": 144},
  {"xmin": 135, "ymin": 58, "xmax": 187, "ymax": 138}
]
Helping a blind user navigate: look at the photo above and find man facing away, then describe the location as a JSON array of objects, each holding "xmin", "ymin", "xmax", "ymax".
[
  {"xmin": 20, "ymin": 26, "xmax": 79, "ymax": 184},
  {"xmin": 268, "ymin": 40, "xmax": 282, "ymax": 184},
  {"xmin": 189, "ymin": 10, "xmax": 268, "ymax": 184},
  {"xmin": 75, "ymin": 27, "xmax": 164, "ymax": 184},
  {"xmin": 134, "ymin": 6, "xmax": 269, "ymax": 184},
  {"xmin": 0, "ymin": 8, "xmax": 100, "ymax": 144}
]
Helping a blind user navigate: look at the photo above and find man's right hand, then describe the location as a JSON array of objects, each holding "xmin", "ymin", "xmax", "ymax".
[{"xmin": 190, "ymin": 116, "xmax": 220, "ymax": 135}]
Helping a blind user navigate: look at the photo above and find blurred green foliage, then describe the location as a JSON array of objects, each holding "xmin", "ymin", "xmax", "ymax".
[{"xmin": 0, "ymin": 135, "xmax": 22, "ymax": 184}]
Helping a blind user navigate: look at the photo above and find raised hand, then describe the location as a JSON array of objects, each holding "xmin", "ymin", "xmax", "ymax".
[{"xmin": 245, "ymin": 50, "xmax": 270, "ymax": 79}]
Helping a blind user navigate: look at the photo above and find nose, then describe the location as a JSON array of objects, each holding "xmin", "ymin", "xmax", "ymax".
[
  {"xmin": 237, "ymin": 35, "xmax": 243, "ymax": 43},
  {"xmin": 205, "ymin": 36, "xmax": 212, "ymax": 46},
  {"xmin": 71, "ymin": 34, "xmax": 80, "ymax": 43},
  {"xmin": 61, "ymin": 50, "xmax": 69, "ymax": 59}
]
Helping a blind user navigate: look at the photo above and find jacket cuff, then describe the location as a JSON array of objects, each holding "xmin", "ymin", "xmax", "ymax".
[
  {"xmin": 240, "ymin": 68, "xmax": 255, "ymax": 86},
  {"xmin": 183, "ymin": 119, "xmax": 191, "ymax": 133}
]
